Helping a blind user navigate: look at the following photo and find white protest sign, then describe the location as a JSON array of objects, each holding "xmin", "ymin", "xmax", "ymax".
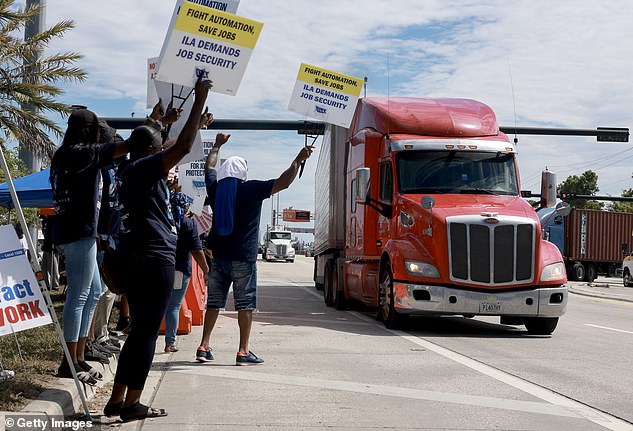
[
  {"xmin": 288, "ymin": 63, "xmax": 364, "ymax": 128},
  {"xmin": 0, "ymin": 225, "xmax": 52, "ymax": 336},
  {"xmin": 156, "ymin": 1, "xmax": 263, "ymax": 94},
  {"xmin": 147, "ymin": 58, "xmax": 160, "ymax": 109},
  {"xmin": 178, "ymin": 138, "xmax": 215, "ymax": 211}
]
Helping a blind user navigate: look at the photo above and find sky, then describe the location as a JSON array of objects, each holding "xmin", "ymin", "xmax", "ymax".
[{"xmin": 14, "ymin": 0, "xmax": 633, "ymax": 238}]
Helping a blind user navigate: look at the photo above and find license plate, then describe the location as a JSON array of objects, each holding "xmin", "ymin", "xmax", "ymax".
[{"xmin": 480, "ymin": 301, "xmax": 501, "ymax": 314}]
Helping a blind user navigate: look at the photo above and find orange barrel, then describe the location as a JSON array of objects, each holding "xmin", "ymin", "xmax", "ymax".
[{"xmin": 185, "ymin": 261, "xmax": 207, "ymax": 326}]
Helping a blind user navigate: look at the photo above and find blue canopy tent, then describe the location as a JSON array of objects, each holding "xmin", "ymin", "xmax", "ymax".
[{"xmin": 0, "ymin": 168, "xmax": 53, "ymax": 208}]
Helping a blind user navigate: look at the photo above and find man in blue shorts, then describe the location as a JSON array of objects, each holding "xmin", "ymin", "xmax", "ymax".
[{"xmin": 196, "ymin": 133, "xmax": 313, "ymax": 365}]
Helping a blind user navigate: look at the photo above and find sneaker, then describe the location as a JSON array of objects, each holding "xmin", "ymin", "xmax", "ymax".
[
  {"xmin": 98, "ymin": 340, "xmax": 121, "ymax": 353},
  {"xmin": 84, "ymin": 341, "xmax": 110, "ymax": 364},
  {"xmin": 104, "ymin": 336, "xmax": 121, "ymax": 348},
  {"xmin": 90, "ymin": 340, "xmax": 114, "ymax": 358},
  {"xmin": 195, "ymin": 346, "xmax": 213, "ymax": 362},
  {"xmin": 236, "ymin": 351, "xmax": 264, "ymax": 366}
]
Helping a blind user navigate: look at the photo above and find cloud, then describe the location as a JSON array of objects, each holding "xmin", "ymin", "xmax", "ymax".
[{"xmin": 38, "ymin": 0, "xmax": 633, "ymax": 214}]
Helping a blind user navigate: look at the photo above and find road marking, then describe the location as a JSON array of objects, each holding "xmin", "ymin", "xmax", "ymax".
[
  {"xmin": 296, "ymin": 285, "xmax": 633, "ymax": 430},
  {"xmin": 349, "ymin": 312, "xmax": 633, "ymax": 431},
  {"xmin": 586, "ymin": 324, "xmax": 633, "ymax": 335},
  {"xmin": 170, "ymin": 366, "xmax": 579, "ymax": 419}
]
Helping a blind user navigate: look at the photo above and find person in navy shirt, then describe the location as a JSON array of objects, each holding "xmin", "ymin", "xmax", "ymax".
[
  {"xmin": 104, "ymin": 75, "xmax": 213, "ymax": 422},
  {"xmin": 50, "ymin": 109, "xmax": 131, "ymax": 385},
  {"xmin": 195, "ymin": 133, "xmax": 313, "ymax": 365}
]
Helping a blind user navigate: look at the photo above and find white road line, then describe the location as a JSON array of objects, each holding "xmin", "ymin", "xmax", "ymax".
[
  {"xmin": 349, "ymin": 312, "xmax": 633, "ymax": 431},
  {"xmin": 170, "ymin": 366, "xmax": 579, "ymax": 419},
  {"xmin": 586, "ymin": 324, "xmax": 633, "ymax": 335},
  {"xmin": 295, "ymin": 285, "xmax": 633, "ymax": 430}
]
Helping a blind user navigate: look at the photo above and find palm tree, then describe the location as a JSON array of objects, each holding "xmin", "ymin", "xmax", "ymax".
[{"xmin": 0, "ymin": 0, "xmax": 86, "ymax": 159}]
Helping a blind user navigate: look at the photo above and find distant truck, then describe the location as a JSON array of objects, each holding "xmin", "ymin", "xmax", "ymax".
[
  {"xmin": 539, "ymin": 207, "xmax": 633, "ymax": 282},
  {"xmin": 313, "ymin": 97, "xmax": 569, "ymax": 335},
  {"xmin": 262, "ymin": 227, "xmax": 295, "ymax": 262}
]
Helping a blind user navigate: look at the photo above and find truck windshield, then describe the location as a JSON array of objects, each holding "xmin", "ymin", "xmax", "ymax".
[
  {"xmin": 271, "ymin": 232, "xmax": 291, "ymax": 240},
  {"xmin": 397, "ymin": 151, "xmax": 519, "ymax": 195}
]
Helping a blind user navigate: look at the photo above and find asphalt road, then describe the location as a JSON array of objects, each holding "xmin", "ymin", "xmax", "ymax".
[{"xmin": 119, "ymin": 257, "xmax": 633, "ymax": 431}]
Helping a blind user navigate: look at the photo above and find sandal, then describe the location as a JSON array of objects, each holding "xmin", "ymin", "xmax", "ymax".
[
  {"xmin": 104, "ymin": 400, "xmax": 123, "ymax": 417},
  {"xmin": 78, "ymin": 361, "xmax": 103, "ymax": 380},
  {"xmin": 120, "ymin": 402, "xmax": 168, "ymax": 422}
]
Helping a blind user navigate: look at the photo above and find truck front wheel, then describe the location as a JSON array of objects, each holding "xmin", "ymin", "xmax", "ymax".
[
  {"xmin": 378, "ymin": 262, "xmax": 407, "ymax": 329},
  {"xmin": 524, "ymin": 317, "xmax": 559, "ymax": 335},
  {"xmin": 570, "ymin": 262, "xmax": 585, "ymax": 281},
  {"xmin": 624, "ymin": 269, "xmax": 633, "ymax": 287},
  {"xmin": 323, "ymin": 261, "xmax": 335, "ymax": 307},
  {"xmin": 585, "ymin": 264, "xmax": 597, "ymax": 283}
]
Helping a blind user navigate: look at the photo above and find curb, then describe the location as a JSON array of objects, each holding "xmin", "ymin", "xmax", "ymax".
[
  {"xmin": 568, "ymin": 286, "xmax": 633, "ymax": 304},
  {"xmin": 16, "ymin": 355, "xmax": 118, "ymax": 419}
]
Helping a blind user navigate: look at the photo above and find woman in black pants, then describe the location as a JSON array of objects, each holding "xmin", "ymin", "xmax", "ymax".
[{"xmin": 104, "ymin": 75, "xmax": 213, "ymax": 422}]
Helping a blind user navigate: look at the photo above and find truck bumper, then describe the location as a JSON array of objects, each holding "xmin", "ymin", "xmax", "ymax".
[{"xmin": 393, "ymin": 283, "xmax": 567, "ymax": 317}]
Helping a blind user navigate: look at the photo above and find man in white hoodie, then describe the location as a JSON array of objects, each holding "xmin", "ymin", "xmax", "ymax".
[{"xmin": 196, "ymin": 133, "xmax": 313, "ymax": 365}]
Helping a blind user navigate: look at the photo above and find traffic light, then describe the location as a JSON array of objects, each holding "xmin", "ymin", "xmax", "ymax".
[
  {"xmin": 295, "ymin": 210, "xmax": 310, "ymax": 221},
  {"xmin": 560, "ymin": 192, "xmax": 577, "ymax": 200}
]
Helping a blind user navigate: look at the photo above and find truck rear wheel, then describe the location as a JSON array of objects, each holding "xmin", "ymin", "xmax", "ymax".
[
  {"xmin": 570, "ymin": 262, "xmax": 585, "ymax": 281},
  {"xmin": 332, "ymin": 263, "xmax": 347, "ymax": 310},
  {"xmin": 378, "ymin": 263, "xmax": 407, "ymax": 329},
  {"xmin": 524, "ymin": 317, "xmax": 558, "ymax": 335},
  {"xmin": 585, "ymin": 264, "xmax": 597, "ymax": 283},
  {"xmin": 624, "ymin": 269, "xmax": 633, "ymax": 287}
]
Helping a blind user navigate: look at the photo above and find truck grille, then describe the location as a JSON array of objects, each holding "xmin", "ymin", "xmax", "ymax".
[
  {"xmin": 447, "ymin": 216, "xmax": 535, "ymax": 285},
  {"xmin": 276, "ymin": 245, "xmax": 287, "ymax": 255}
]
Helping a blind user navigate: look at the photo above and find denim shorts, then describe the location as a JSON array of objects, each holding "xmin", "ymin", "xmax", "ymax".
[{"xmin": 206, "ymin": 258, "xmax": 257, "ymax": 311}]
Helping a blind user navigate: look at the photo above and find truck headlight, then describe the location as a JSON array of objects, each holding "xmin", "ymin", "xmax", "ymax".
[
  {"xmin": 540, "ymin": 262, "xmax": 566, "ymax": 282},
  {"xmin": 405, "ymin": 260, "xmax": 440, "ymax": 278}
]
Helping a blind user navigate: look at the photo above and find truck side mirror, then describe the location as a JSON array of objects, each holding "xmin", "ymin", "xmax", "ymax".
[
  {"xmin": 355, "ymin": 168, "xmax": 370, "ymax": 203},
  {"xmin": 554, "ymin": 201, "xmax": 571, "ymax": 217}
]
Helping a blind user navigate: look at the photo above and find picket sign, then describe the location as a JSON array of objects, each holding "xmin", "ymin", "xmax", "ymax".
[{"xmin": 0, "ymin": 146, "xmax": 92, "ymax": 419}]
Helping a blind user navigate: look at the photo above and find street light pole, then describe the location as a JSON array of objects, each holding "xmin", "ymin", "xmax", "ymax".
[{"xmin": 19, "ymin": 0, "xmax": 47, "ymax": 172}]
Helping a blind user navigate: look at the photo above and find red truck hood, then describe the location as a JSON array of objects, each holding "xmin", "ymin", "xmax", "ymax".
[{"xmin": 402, "ymin": 194, "xmax": 536, "ymax": 221}]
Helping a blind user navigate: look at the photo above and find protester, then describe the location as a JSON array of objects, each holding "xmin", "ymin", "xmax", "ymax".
[
  {"xmin": 164, "ymin": 192, "xmax": 209, "ymax": 353},
  {"xmin": 91, "ymin": 121, "xmax": 124, "ymax": 356},
  {"xmin": 104, "ymin": 75, "xmax": 212, "ymax": 422},
  {"xmin": 196, "ymin": 134, "xmax": 313, "ymax": 365},
  {"xmin": 50, "ymin": 108, "xmax": 131, "ymax": 385}
]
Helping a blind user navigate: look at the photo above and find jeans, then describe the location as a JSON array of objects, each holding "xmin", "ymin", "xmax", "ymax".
[
  {"xmin": 164, "ymin": 270, "xmax": 191, "ymax": 346},
  {"xmin": 206, "ymin": 258, "xmax": 257, "ymax": 311},
  {"xmin": 56, "ymin": 237, "xmax": 102, "ymax": 343}
]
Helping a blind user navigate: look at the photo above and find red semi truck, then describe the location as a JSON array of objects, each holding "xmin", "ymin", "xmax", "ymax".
[{"xmin": 313, "ymin": 97, "xmax": 568, "ymax": 335}]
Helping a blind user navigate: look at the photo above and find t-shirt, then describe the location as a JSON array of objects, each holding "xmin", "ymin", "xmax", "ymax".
[
  {"xmin": 205, "ymin": 169, "xmax": 274, "ymax": 262},
  {"xmin": 118, "ymin": 153, "xmax": 177, "ymax": 264},
  {"xmin": 175, "ymin": 217, "xmax": 202, "ymax": 276},
  {"xmin": 50, "ymin": 143, "xmax": 116, "ymax": 245}
]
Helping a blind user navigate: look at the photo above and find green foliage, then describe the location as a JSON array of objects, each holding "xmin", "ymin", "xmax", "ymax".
[
  {"xmin": 608, "ymin": 188, "xmax": 633, "ymax": 213},
  {"xmin": 0, "ymin": 0, "xmax": 86, "ymax": 159},
  {"xmin": 0, "ymin": 142, "xmax": 38, "ymax": 226},
  {"xmin": 557, "ymin": 170, "xmax": 604, "ymax": 210}
]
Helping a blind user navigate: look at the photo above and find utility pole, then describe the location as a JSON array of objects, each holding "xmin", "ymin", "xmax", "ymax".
[{"xmin": 19, "ymin": 0, "xmax": 46, "ymax": 172}]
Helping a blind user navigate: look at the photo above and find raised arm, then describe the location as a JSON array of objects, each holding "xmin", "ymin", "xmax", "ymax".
[
  {"xmin": 271, "ymin": 146, "xmax": 314, "ymax": 195},
  {"xmin": 205, "ymin": 132, "xmax": 231, "ymax": 171},
  {"xmin": 161, "ymin": 76, "xmax": 212, "ymax": 171}
]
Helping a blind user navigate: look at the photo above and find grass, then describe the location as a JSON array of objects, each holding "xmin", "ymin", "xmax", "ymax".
[{"xmin": 0, "ymin": 290, "xmax": 66, "ymax": 411}]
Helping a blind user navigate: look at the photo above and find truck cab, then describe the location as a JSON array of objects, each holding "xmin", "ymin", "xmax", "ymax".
[
  {"xmin": 314, "ymin": 97, "xmax": 568, "ymax": 334},
  {"xmin": 263, "ymin": 228, "xmax": 295, "ymax": 262}
]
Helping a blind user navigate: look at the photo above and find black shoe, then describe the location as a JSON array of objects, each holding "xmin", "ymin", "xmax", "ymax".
[
  {"xmin": 84, "ymin": 342, "xmax": 110, "ymax": 364},
  {"xmin": 105, "ymin": 336, "xmax": 121, "ymax": 348}
]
